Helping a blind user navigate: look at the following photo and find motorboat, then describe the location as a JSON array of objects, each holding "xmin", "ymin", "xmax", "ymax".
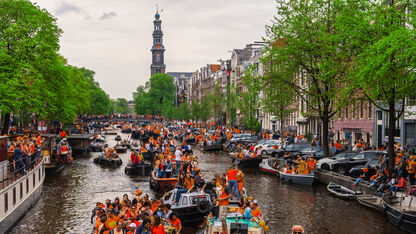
[
  {"xmin": 259, "ymin": 158, "xmax": 280, "ymax": 175},
  {"xmin": 233, "ymin": 157, "xmax": 263, "ymax": 168},
  {"xmin": 67, "ymin": 134, "xmax": 92, "ymax": 156},
  {"xmin": 149, "ymin": 170, "xmax": 179, "ymax": 193},
  {"xmin": 42, "ymin": 134, "xmax": 72, "ymax": 174},
  {"xmin": 198, "ymin": 206, "xmax": 268, "ymax": 234},
  {"xmin": 200, "ymin": 143, "xmax": 223, "ymax": 151},
  {"xmin": 382, "ymin": 192, "xmax": 416, "ymax": 233},
  {"xmin": 115, "ymin": 145, "xmax": 128, "ymax": 153},
  {"xmin": 162, "ymin": 188, "xmax": 212, "ymax": 227},
  {"xmin": 90, "ymin": 142, "xmax": 104, "ymax": 152},
  {"xmin": 279, "ymin": 171, "xmax": 315, "ymax": 186},
  {"xmin": 327, "ymin": 182, "xmax": 362, "ymax": 199},
  {"xmin": 115, "ymin": 135, "xmax": 122, "ymax": 141},
  {"xmin": 93, "ymin": 154, "xmax": 122, "ymax": 167}
]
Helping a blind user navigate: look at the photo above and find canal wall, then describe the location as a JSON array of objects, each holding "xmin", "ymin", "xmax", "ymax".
[{"xmin": 315, "ymin": 170, "xmax": 377, "ymax": 194}]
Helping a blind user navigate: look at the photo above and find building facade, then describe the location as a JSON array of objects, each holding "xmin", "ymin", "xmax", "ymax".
[
  {"xmin": 150, "ymin": 11, "xmax": 166, "ymax": 77},
  {"xmin": 167, "ymin": 72, "xmax": 193, "ymax": 107}
]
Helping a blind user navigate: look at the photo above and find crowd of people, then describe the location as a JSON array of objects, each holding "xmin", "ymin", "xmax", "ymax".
[{"xmin": 7, "ymin": 134, "xmax": 44, "ymax": 177}]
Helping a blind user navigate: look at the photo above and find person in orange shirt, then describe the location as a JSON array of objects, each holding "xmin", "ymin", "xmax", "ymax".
[
  {"xmin": 151, "ymin": 215, "xmax": 166, "ymax": 234},
  {"xmin": 169, "ymin": 213, "xmax": 182, "ymax": 233},
  {"xmin": 218, "ymin": 178, "xmax": 231, "ymax": 206},
  {"xmin": 408, "ymin": 156, "xmax": 416, "ymax": 185}
]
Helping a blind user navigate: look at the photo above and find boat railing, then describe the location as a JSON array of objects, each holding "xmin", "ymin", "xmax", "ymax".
[{"xmin": 0, "ymin": 150, "xmax": 43, "ymax": 190}]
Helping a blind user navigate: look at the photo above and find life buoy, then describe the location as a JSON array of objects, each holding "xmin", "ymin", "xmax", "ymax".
[{"xmin": 196, "ymin": 200, "xmax": 210, "ymax": 213}]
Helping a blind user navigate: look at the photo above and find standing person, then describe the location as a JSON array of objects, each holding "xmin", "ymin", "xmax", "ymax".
[
  {"xmin": 174, "ymin": 147, "xmax": 182, "ymax": 176},
  {"xmin": 135, "ymin": 218, "xmax": 151, "ymax": 234},
  {"xmin": 226, "ymin": 166, "xmax": 239, "ymax": 201},
  {"xmin": 151, "ymin": 216, "xmax": 165, "ymax": 234},
  {"xmin": 218, "ymin": 178, "xmax": 231, "ymax": 206},
  {"xmin": 109, "ymin": 221, "xmax": 126, "ymax": 234},
  {"xmin": 14, "ymin": 143, "xmax": 26, "ymax": 176},
  {"xmin": 408, "ymin": 156, "xmax": 416, "ymax": 186}
]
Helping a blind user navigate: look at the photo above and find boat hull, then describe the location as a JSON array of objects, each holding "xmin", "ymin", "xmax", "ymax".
[
  {"xmin": 124, "ymin": 163, "xmax": 153, "ymax": 176},
  {"xmin": 280, "ymin": 172, "xmax": 315, "ymax": 185},
  {"xmin": 173, "ymin": 206, "xmax": 208, "ymax": 227},
  {"xmin": 149, "ymin": 171, "xmax": 178, "ymax": 193},
  {"xmin": 44, "ymin": 162, "xmax": 66, "ymax": 175},
  {"xmin": 259, "ymin": 159, "xmax": 279, "ymax": 175},
  {"xmin": 93, "ymin": 156, "xmax": 122, "ymax": 167},
  {"xmin": 234, "ymin": 158, "xmax": 263, "ymax": 168},
  {"xmin": 383, "ymin": 193, "xmax": 416, "ymax": 233}
]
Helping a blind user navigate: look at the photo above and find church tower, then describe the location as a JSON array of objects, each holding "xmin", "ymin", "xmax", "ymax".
[{"xmin": 150, "ymin": 9, "xmax": 166, "ymax": 77}]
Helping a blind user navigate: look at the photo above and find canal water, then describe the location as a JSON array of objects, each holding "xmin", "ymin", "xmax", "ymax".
[{"xmin": 11, "ymin": 132, "xmax": 404, "ymax": 234}]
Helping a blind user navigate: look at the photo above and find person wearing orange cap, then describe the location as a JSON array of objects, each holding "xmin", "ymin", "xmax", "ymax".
[
  {"xmin": 409, "ymin": 156, "xmax": 416, "ymax": 185},
  {"xmin": 353, "ymin": 168, "xmax": 368, "ymax": 186}
]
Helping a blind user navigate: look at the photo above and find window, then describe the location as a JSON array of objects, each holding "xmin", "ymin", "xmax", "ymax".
[
  {"xmin": 38, "ymin": 169, "xmax": 40, "ymax": 182},
  {"xmin": 13, "ymin": 187, "xmax": 16, "ymax": 205},
  {"xmin": 352, "ymin": 105, "xmax": 356, "ymax": 119},
  {"xmin": 182, "ymin": 196, "xmax": 188, "ymax": 205},
  {"xmin": 377, "ymin": 111, "xmax": 382, "ymax": 121},
  {"xmin": 26, "ymin": 178, "xmax": 29, "ymax": 193},
  {"xmin": 369, "ymin": 103, "xmax": 373, "ymax": 119},
  {"xmin": 384, "ymin": 113, "xmax": 401, "ymax": 137},
  {"xmin": 359, "ymin": 101, "xmax": 364, "ymax": 119},
  {"xmin": 33, "ymin": 174, "xmax": 35, "ymax": 188},
  {"xmin": 20, "ymin": 183, "xmax": 23, "ymax": 199},
  {"xmin": 345, "ymin": 107, "xmax": 349, "ymax": 119},
  {"xmin": 4, "ymin": 192, "xmax": 8, "ymax": 212}
]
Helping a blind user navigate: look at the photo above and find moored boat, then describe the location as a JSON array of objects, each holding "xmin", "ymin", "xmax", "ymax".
[
  {"xmin": 42, "ymin": 135, "xmax": 72, "ymax": 174},
  {"xmin": 67, "ymin": 134, "xmax": 92, "ymax": 156},
  {"xmin": 114, "ymin": 135, "xmax": 122, "ymax": 141},
  {"xmin": 200, "ymin": 143, "xmax": 223, "ymax": 151},
  {"xmin": 356, "ymin": 195, "xmax": 383, "ymax": 211},
  {"xmin": 0, "ymin": 136, "xmax": 45, "ymax": 233},
  {"xmin": 115, "ymin": 145, "xmax": 128, "ymax": 153},
  {"xmin": 327, "ymin": 182, "xmax": 362, "ymax": 199},
  {"xmin": 149, "ymin": 170, "xmax": 179, "ymax": 193},
  {"xmin": 233, "ymin": 157, "xmax": 263, "ymax": 168},
  {"xmin": 279, "ymin": 171, "xmax": 315, "ymax": 186},
  {"xmin": 259, "ymin": 158, "xmax": 280, "ymax": 175},
  {"xmin": 382, "ymin": 192, "xmax": 416, "ymax": 233}
]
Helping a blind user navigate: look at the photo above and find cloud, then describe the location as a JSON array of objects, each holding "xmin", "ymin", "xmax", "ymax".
[
  {"xmin": 100, "ymin": 11, "xmax": 117, "ymax": 20},
  {"xmin": 55, "ymin": 2, "xmax": 83, "ymax": 16}
]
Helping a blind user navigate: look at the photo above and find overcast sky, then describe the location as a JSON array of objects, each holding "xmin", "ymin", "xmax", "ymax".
[{"xmin": 32, "ymin": 0, "xmax": 276, "ymax": 100}]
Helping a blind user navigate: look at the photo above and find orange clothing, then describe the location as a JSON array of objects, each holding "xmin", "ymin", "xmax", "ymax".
[
  {"xmin": 251, "ymin": 207, "xmax": 262, "ymax": 218},
  {"xmin": 152, "ymin": 224, "xmax": 166, "ymax": 234},
  {"xmin": 169, "ymin": 218, "xmax": 181, "ymax": 230},
  {"xmin": 219, "ymin": 186, "xmax": 230, "ymax": 206},
  {"xmin": 184, "ymin": 178, "xmax": 194, "ymax": 190}
]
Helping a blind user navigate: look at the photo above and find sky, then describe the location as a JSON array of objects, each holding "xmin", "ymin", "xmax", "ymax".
[{"xmin": 32, "ymin": 0, "xmax": 277, "ymax": 100}]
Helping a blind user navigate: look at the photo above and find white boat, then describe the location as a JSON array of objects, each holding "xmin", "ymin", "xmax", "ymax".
[
  {"xmin": 279, "ymin": 171, "xmax": 315, "ymax": 186},
  {"xmin": 0, "ymin": 136, "xmax": 45, "ymax": 233},
  {"xmin": 327, "ymin": 182, "xmax": 362, "ymax": 199},
  {"xmin": 259, "ymin": 158, "xmax": 280, "ymax": 175}
]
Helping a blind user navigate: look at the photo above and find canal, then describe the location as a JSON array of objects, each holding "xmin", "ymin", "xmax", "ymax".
[{"xmin": 11, "ymin": 132, "xmax": 404, "ymax": 234}]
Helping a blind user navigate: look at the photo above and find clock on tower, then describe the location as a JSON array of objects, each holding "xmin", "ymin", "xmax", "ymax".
[{"xmin": 150, "ymin": 9, "xmax": 166, "ymax": 76}]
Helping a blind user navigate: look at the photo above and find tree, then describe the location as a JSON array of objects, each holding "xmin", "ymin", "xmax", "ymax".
[
  {"xmin": 80, "ymin": 67, "xmax": 112, "ymax": 115},
  {"xmin": 238, "ymin": 64, "xmax": 261, "ymax": 132},
  {"xmin": 264, "ymin": 0, "xmax": 354, "ymax": 157},
  {"xmin": 206, "ymin": 82, "xmax": 224, "ymax": 125},
  {"xmin": 133, "ymin": 73, "xmax": 176, "ymax": 115},
  {"xmin": 190, "ymin": 100, "xmax": 202, "ymax": 121},
  {"xmin": 341, "ymin": 0, "xmax": 416, "ymax": 171},
  {"xmin": 115, "ymin": 98, "xmax": 130, "ymax": 114},
  {"xmin": 0, "ymin": 0, "xmax": 62, "ymax": 133}
]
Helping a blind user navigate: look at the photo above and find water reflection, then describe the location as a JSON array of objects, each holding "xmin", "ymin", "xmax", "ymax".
[{"xmin": 11, "ymin": 133, "xmax": 403, "ymax": 234}]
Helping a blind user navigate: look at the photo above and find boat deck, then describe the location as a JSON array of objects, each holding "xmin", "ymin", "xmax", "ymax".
[{"xmin": 390, "ymin": 192, "xmax": 416, "ymax": 213}]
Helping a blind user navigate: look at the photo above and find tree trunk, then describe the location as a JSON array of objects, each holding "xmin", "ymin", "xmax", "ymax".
[
  {"xmin": 321, "ymin": 113, "xmax": 330, "ymax": 158},
  {"xmin": 1, "ymin": 113, "xmax": 10, "ymax": 135},
  {"xmin": 387, "ymin": 100, "xmax": 396, "ymax": 173},
  {"xmin": 280, "ymin": 116, "xmax": 284, "ymax": 143}
]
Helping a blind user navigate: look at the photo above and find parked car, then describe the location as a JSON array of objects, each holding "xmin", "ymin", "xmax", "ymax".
[
  {"xmin": 255, "ymin": 140, "xmax": 283, "ymax": 155},
  {"xmin": 316, "ymin": 152, "xmax": 358, "ymax": 171},
  {"xmin": 230, "ymin": 134, "xmax": 251, "ymax": 143},
  {"xmin": 274, "ymin": 143, "xmax": 309, "ymax": 157},
  {"xmin": 299, "ymin": 147, "xmax": 324, "ymax": 160},
  {"xmin": 349, "ymin": 159, "xmax": 382, "ymax": 179},
  {"xmin": 238, "ymin": 135, "xmax": 259, "ymax": 145},
  {"xmin": 331, "ymin": 151, "xmax": 387, "ymax": 175}
]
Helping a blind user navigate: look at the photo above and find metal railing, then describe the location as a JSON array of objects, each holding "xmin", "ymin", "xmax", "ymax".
[{"xmin": 0, "ymin": 150, "xmax": 42, "ymax": 190}]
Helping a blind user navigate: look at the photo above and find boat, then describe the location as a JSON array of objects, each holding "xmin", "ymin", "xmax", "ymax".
[
  {"xmin": 233, "ymin": 157, "xmax": 263, "ymax": 168},
  {"xmin": 162, "ymin": 188, "xmax": 212, "ymax": 227},
  {"xmin": 356, "ymin": 195, "xmax": 383, "ymax": 211},
  {"xmin": 121, "ymin": 128, "xmax": 132, "ymax": 133},
  {"xmin": 131, "ymin": 130, "xmax": 141, "ymax": 139},
  {"xmin": 103, "ymin": 131, "xmax": 117, "ymax": 135},
  {"xmin": 142, "ymin": 151, "xmax": 156, "ymax": 162},
  {"xmin": 199, "ymin": 206, "xmax": 267, "ymax": 234},
  {"xmin": 0, "ymin": 136, "xmax": 45, "ymax": 233},
  {"xmin": 185, "ymin": 138, "xmax": 196, "ymax": 145},
  {"xmin": 67, "ymin": 134, "xmax": 92, "ymax": 156},
  {"xmin": 42, "ymin": 135, "xmax": 72, "ymax": 174},
  {"xmin": 90, "ymin": 142, "xmax": 104, "ymax": 152},
  {"xmin": 327, "ymin": 182, "xmax": 362, "ymax": 199},
  {"xmin": 259, "ymin": 158, "xmax": 280, "ymax": 175},
  {"xmin": 149, "ymin": 170, "xmax": 179, "ymax": 193},
  {"xmin": 115, "ymin": 146, "xmax": 128, "ymax": 153},
  {"xmin": 279, "ymin": 171, "xmax": 315, "ymax": 186},
  {"xmin": 115, "ymin": 135, "xmax": 122, "ymax": 141},
  {"xmin": 93, "ymin": 155, "xmax": 122, "ymax": 167},
  {"xmin": 124, "ymin": 162, "xmax": 153, "ymax": 176},
  {"xmin": 382, "ymin": 192, "xmax": 416, "ymax": 233},
  {"xmin": 200, "ymin": 143, "xmax": 223, "ymax": 151}
]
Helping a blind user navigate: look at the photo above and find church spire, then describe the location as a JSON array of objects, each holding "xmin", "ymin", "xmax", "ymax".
[{"xmin": 150, "ymin": 6, "xmax": 165, "ymax": 76}]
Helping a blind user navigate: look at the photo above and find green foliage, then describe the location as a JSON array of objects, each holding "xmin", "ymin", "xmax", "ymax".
[
  {"xmin": 114, "ymin": 98, "xmax": 130, "ymax": 114},
  {"xmin": 80, "ymin": 67, "xmax": 112, "ymax": 115},
  {"xmin": 238, "ymin": 64, "xmax": 261, "ymax": 131},
  {"xmin": 133, "ymin": 73, "xmax": 176, "ymax": 116}
]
